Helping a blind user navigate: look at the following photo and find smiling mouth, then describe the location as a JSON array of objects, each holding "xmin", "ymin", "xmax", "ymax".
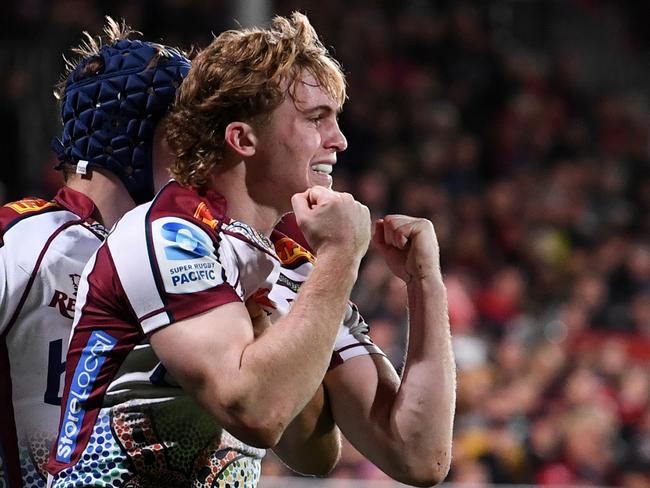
[{"xmin": 312, "ymin": 163, "xmax": 333, "ymax": 175}]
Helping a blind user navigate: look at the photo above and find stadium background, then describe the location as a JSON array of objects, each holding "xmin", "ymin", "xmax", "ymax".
[{"xmin": 2, "ymin": 1, "xmax": 650, "ymax": 486}]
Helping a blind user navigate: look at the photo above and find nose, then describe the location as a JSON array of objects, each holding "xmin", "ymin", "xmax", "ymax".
[{"xmin": 325, "ymin": 121, "xmax": 348, "ymax": 153}]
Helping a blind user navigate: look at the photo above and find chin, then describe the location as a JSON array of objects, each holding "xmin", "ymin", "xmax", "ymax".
[{"xmin": 309, "ymin": 179, "xmax": 333, "ymax": 190}]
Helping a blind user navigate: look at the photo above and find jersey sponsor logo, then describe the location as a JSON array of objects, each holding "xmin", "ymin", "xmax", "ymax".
[
  {"xmin": 277, "ymin": 273, "xmax": 303, "ymax": 294},
  {"xmin": 4, "ymin": 198, "xmax": 56, "ymax": 214},
  {"xmin": 55, "ymin": 331, "xmax": 117, "ymax": 463},
  {"xmin": 274, "ymin": 237, "xmax": 315, "ymax": 266},
  {"xmin": 152, "ymin": 217, "xmax": 221, "ymax": 294},
  {"xmin": 83, "ymin": 220, "xmax": 109, "ymax": 239}
]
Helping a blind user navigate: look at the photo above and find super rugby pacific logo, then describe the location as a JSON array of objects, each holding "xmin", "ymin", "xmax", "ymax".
[
  {"xmin": 161, "ymin": 221, "xmax": 212, "ymax": 260},
  {"xmin": 55, "ymin": 331, "xmax": 117, "ymax": 463},
  {"xmin": 152, "ymin": 217, "xmax": 222, "ymax": 294}
]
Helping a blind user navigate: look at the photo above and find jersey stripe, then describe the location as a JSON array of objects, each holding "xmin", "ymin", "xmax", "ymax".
[
  {"xmin": 108, "ymin": 204, "xmax": 168, "ymax": 333},
  {"xmin": 50, "ymin": 247, "xmax": 144, "ymax": 472},
  {"xmin": 1, "ymin": 217, "xmax": 82, "ymax": 339},
  {"xmin": 69, "ymin": 248, "xmax": 97, "ymax": 331}
]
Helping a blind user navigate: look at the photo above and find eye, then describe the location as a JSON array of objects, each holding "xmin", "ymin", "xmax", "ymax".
[{"xmin": 309, "ymin": 115, "xmax": 323, "ymax": 127}]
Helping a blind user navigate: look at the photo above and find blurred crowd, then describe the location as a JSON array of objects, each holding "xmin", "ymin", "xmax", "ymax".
[{"xmin": 2, "ymin": 0, "xmax": 650, "ymax": 486}]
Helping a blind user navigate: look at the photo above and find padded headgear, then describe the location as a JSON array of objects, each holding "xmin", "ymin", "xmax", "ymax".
[{"xmin": 52, "ymin": 38, "xmax": 191, "ymax": 204}]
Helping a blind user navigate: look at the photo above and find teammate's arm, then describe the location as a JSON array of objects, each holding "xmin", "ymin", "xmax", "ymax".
[
  {"xmin": 271, "ymin": 385, "xmax": 340, "ymax": 475},
  {"xmin": 324, "ymin": 215, "xmax": 456, "ymax": 486},
  {"xmin": 151, "ymin": 188, "xmax": 371, "ymax": 448},
  {"xmin": 246, "ymin": 299, "xmax": 340, "ymax": 475}
]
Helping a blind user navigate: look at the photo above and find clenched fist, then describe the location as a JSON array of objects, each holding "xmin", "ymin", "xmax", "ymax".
[
  {"xmin": 373, "ymin": 215, "xmax": 442, "ymax": 284},
  {"xmin": 291, "ymin": 187, "xmax": 371, "ymax": 263}
]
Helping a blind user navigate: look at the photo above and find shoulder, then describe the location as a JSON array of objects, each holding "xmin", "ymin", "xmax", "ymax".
[
  {"xmin": 0, "ymin": 197, "xmax": 62, "ymax": 239},
  {"xmin": 0, "ymin": 196, "xmax": 94, "ymax": 267}
]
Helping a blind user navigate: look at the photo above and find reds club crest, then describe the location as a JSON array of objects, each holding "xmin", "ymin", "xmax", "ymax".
[{"xmin": 48, "ymin": 274, "xmax": 81, "ymax": 319}]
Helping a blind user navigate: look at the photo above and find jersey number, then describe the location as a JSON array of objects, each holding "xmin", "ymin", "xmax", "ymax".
[{"xmin": 44, "ymin": 339, "xmax": 65, "ymax": 406}]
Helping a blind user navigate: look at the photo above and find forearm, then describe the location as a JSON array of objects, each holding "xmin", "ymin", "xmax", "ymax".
[
  {"xmin": 323, "ymin": 279, "xmax": 454, "ymax": 484},
  {"xmin": 272, "ymin": 386, "xmax": 340, "ymax": 475},
  {"xmin": 390, "ymin": 277, "xmax": 455, "ymax": 476},
  {"xmin": 232, "ymin": 253, "xmax": 360, "ymax": 436}
]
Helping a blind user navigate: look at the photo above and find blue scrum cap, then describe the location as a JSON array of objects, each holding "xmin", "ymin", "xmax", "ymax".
[{"xmin": 52, "ymin": 38, "xmax": 191, "ymax": 204}]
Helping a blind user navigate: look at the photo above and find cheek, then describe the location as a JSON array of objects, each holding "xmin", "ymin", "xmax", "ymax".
[
  {"xmin": 297, "ymin": 121, "xmax": 322, "ymax": 150},
  {"xmin": 279, "ymin": 123, "xmax": 322, "ymax": 161},
  {"xmin": 304, "ymin": 131, "xmax": 322, "ymax": 155}
]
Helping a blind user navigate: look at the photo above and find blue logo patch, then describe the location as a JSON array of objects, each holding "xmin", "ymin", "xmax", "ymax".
[
  {"xmin": 153, "ymin": 217, "xmax": 220, "ymax": 294},
  {"xmin": 161, "ymin": 222, "xmax": 212, "ymax": 260},
  {"xmin": 55, "ymin": 331, "xmax": 117, "ymax": 463}
]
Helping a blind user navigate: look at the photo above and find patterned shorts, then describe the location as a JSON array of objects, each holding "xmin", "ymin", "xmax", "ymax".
[{"xmin": 50, "ymin": 399, "xmax": 264, "ymax": 487}]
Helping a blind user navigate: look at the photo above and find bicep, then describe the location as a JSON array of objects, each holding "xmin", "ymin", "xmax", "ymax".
[{"xmin": 150, "ymin": 301, "xmax": 254, "ymax": 405}]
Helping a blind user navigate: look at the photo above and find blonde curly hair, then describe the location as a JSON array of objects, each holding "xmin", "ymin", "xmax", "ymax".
[{"xmin": 166, "ymin": 12, "xmax": 346, "ymax": 191}]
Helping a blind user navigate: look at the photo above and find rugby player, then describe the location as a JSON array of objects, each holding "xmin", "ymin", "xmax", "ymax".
[
  {"xmin": 47, "ymin": 12, "xmax": 366, "ymax": 488},
  {"xmin": 47, "ymin": 12, "xmax": 454, "ymax": 488},
  {"xmin": 0, "ymin": 18, "xmax": 190, "ymax": 488}
]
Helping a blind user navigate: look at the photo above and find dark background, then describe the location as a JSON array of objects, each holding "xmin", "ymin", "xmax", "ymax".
[{"xmin": 2, "ymin": 1, "xmax": 650, "ymax": 485}]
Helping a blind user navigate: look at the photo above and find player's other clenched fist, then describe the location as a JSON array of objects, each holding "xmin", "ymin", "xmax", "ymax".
[
  {"xmin": 291, "ymin": 187, "xmax": 371, "ymax": 262},
  {"xmin": 373, "ymin": 215, "xmax": 442, "ymax": 284}
]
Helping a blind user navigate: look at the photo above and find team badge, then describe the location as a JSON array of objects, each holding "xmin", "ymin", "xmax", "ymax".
[
  {"xmin": 4, "ymin": 198, "xmax": 57, "ymax": 214},
  {"xmin": 193, "ymin": 202, "xmax": 219, "ymax": 229},
  {"xmin": 274, "ymin": 237, "xmax": 315, "ymax": 267}
]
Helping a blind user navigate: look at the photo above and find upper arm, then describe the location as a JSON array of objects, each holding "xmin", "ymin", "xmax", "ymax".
[
  {"xmin": 149, "ymin": 301, "xmax": 255, "ymax": 424},
  {"xmin": 324, "ymin": 354, "xmax": 400, "ymax": 462}
]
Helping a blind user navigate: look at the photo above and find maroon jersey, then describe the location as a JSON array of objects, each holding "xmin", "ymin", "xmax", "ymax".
[{"xmin": 48, "ymin": 182, "xmax": 278, "ymax": 487}]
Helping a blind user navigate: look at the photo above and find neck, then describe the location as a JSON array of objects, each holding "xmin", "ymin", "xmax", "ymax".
[
  {"xmin": 66, "ymin": 170, "xmax": 135, "ymax": 228},
  {"xmin": 209, "ymin": 162, "xmax": 282, "ymax": 237}
]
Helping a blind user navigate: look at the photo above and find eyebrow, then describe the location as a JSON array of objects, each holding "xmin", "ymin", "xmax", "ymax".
[{"xmin": 301, "ymin": 105, "xmax": 341, "ymax": 116}]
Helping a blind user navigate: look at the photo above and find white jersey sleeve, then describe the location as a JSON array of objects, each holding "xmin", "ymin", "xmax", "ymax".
[
  {"xmin": 330, "ymin": 302, "xmax": 384, "ymax": 369},
  {"xmin": 269, "ymin": 224, "xmax": 386, "ymax": 370},
  {"xmin": 97, "ymin": 211, "xmax": 244, "ymax": 335}
]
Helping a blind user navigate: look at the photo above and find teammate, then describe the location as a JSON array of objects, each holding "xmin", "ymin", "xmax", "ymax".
[{"xmin": 0, "ymin": 18, "xmax": 191, "ymax": 488}]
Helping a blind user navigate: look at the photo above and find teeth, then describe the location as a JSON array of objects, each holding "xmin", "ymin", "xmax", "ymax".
[{"xmin": 312, "ymin": 164, "xmax": 333, "ymax": 175}]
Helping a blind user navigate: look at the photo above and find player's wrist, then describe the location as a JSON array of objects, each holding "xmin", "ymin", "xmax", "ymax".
[
  {"xmin": 405, "ymin": 270, "xmax": 444, "ymax": 290},
  {"xmin": 318, "ymin": 245, "xmax": 363, "ymax": 269},
  {"xmin": 316, "ymin": 249, "xmax": 362, "ymax": 279}
]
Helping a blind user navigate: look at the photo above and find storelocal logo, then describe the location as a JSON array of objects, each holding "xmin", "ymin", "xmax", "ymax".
[{"xmin": 55, "ymin": 330, "xmax": 117, "ymax": 463}]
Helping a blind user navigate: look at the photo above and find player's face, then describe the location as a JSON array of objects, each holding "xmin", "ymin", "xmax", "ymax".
[{"xmin": 252, "ymin": 71, "xmax": 347, "ymax": 208}]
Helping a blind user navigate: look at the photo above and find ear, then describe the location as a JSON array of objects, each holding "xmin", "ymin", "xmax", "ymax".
[{"xmin": 224, "ymin": 122, "xmax": 257, "ymax": 157}]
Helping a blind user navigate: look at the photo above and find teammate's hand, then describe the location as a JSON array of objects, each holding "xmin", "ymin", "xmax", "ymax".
[
  {"xmin": 291, "ymin": 187, "xmax": 371, "ymax": 262},
  {"xmin": 245, "ymin": 298, "xmax": 271, "ymax": 339},
  {"xmin": 373, "ymin": 215, "xmax": 441, "ymax": 284}
]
